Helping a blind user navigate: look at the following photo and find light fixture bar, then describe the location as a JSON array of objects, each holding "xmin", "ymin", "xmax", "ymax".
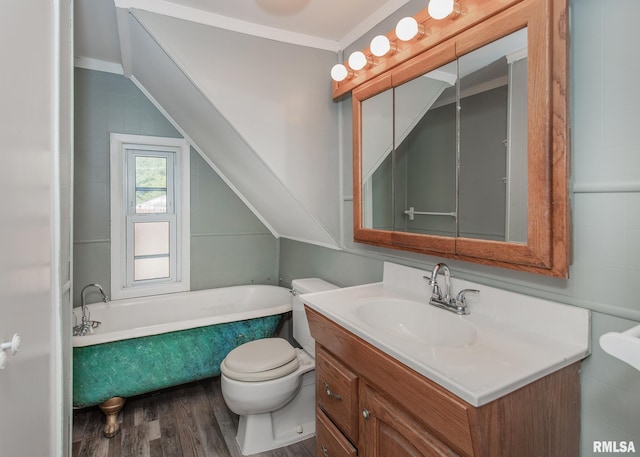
[{"xmin": 330, "ymin": 2, "xmax": 463, "ymax": 83}]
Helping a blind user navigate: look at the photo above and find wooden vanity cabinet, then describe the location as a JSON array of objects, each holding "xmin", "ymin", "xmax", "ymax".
[{"xmin": 307, "ymin": 306, "xmax": 581, "ymax": 457}]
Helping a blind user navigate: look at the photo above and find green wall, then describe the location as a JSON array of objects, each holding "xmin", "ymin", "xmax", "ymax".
[{"xmin": 73, "ymin": 68, "xmax": 277, "ymax": 305}]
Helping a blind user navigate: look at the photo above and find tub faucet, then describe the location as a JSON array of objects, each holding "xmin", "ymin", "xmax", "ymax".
[
  {"xmin": 424, "ymin": 263, "xmax": 479, "ymax": 315},
  {"xmin": 73, "ymin": 284, "xmax": 109, "ymax": 336}
]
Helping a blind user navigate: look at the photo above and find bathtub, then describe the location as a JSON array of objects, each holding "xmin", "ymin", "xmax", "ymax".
[{"xmin": 72, "ymin": 284, "xmax": 291, "ymax": 437}]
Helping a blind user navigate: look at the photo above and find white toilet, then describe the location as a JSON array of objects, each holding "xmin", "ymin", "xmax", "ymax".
[{"xmin": 220, "ymin": 278, "xmax": 338, "ymax": 456}]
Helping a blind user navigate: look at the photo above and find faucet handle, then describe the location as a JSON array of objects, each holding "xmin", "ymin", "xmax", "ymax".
[
  {"xmin": 453, "ymin": 289, "xmax": 479, "ymax": 315},
  {"xmin": 455, "ymin": 289, "xmax": 479, "ymax": 306}
]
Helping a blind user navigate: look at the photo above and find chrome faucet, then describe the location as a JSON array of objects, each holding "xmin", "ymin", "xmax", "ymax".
[
  {"xmin": 427, "ymin": 263, "xmax": 452, "ymax": 304},
  {"xmin": 424, "ymin": 263, "xmax": 479, "ymax": 315},
  {"xmin": 73, "ymin": 284, "xmax": 109, "ymax": 336}
]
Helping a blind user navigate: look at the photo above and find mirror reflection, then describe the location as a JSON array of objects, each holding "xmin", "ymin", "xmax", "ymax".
[{"xmin": 362, "ymin": 29, "xmax": 528, "ymax": 243}]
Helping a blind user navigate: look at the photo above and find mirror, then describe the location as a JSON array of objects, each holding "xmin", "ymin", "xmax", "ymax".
[
  {"xmin": 362, "ymin": 30, "xmax": 527, "ymax": 242},
  {"xmin": 459, "ymin": 29, "xmax": 528, "ymax": 242},
  {"xmin": 350, "ymin": 0, "xmax": 569, "ymax": 277},
  {"xmin": 362, "ymin": 61, "xmax": 458, "ymax": 237}
]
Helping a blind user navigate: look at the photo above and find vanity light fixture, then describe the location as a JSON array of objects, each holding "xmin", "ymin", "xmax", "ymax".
[
  {"xmin": 330, "ymin": 63, "xmax": 350, "ymax": 82},
  {"xmin": 348, "ymin": 51, "xmax": 371, "ymax": 71},
  {"xmin": 370, "ymin": 35, "xmax": 396, "ymax": 57},
  {"xmin": 331, "ymin": 2, "xmax": 464, "ymax": 83},
  {"xmin": 427, "ymin": 0, "xmax": 461, "ymax": 20},
  {"xmin": 395, "ymin": 16, "xmax": 425, "ymax": 41}
]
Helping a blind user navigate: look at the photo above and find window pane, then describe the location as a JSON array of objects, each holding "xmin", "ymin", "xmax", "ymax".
[
  {"xmin": 134, "ymin": 221, "xmax": 170, "ymax": 281},
  {"xmin": 135, "ymin": 156, "xmax": 167, "ymax": 213},
  {"xmin": 134, "ymin": 222, "xmax": 169, "ymax": 256},
  {"xmin": 135, "ymin": 190, "xmax": 167, "ymax": 213},
  {"xmin": 134, "ymin": 257, "xmax": 170, "ymax": 281}
]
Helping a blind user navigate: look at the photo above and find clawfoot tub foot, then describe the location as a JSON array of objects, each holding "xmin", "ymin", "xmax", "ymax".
[{"xmin": 98, "ymin": 397, "xmax": 126, "ymax": 438}]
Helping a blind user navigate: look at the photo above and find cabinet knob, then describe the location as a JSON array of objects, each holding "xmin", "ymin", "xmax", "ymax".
[
  {"xmin": 362, "ymin": 408, "xmax": 371, "ymax": 420},
  {"xmin": 321, "ymin": 444, "xmax": 330, "ymax": 457},
  {"xmin": 323, "ymin": 381, "xmax": 343, "ymax": 401}
]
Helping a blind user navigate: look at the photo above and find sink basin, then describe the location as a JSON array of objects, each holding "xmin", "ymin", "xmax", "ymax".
[{"xmin": 355, "ymin": 298, "xmax": 477, "ymax": 348}]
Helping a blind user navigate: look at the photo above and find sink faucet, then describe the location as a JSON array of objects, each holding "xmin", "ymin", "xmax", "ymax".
[
  {"xmin": 427, "ymin": 263, "xmax": 452, "ymax": 304},
  {"xmin": 424, "ymin": 263, "xmax": 479, "ymax": 315},
  {"xmin": 73, "ymin": 284, "xmax": 109, "ymax": 336}
]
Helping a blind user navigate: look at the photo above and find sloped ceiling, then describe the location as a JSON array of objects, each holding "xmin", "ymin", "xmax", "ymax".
[
  {"xmin": 74, "ymin": 0, "xmax": 417, "ymax": 250},
  {"xmin": 118, "ymin": 9, "xmax": 341, "ymax": 247}
]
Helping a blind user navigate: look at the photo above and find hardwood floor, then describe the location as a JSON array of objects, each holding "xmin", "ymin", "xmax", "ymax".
[{"xmin": 72, "ymin": 377, "xmax": 316, "ymax": 457}]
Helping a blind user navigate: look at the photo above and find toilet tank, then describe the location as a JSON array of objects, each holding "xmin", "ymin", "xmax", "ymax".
[{"xmin": 291, "ymin": 278, "xmax": 339, "ymax": 357}]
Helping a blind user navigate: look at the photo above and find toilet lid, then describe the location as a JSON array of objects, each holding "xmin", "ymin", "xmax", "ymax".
[{"xmin": 221, "ymin": 338, "xmax": 299, "ymax": 381}]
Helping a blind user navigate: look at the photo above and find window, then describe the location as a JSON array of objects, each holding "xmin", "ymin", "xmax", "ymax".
[{"xmin": 110, "ymin": 134, "xmax": 190, "ymax": 299}]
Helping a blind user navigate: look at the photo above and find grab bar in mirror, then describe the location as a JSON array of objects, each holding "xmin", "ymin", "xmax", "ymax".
[{"xmin": 404, "ymin": 207, "xmax": 457, "ymax": 221}]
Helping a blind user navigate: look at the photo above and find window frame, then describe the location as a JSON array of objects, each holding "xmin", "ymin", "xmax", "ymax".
[{"xmin": 110, "ymin": 133, "xmax": 190, "ymax": 300}]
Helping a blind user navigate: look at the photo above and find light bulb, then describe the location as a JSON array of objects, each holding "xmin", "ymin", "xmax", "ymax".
[
  {"xmin": 370, "ymin": 35, "xmax": 395, "ymax": 57},
  {"xmin": 428, "ymin": 0, "xmax": 460, "ymax": 20},
  {"xmin": 396, "ymin": 17, "xmax": 422, "ymax": 41},
  {"xmin": 348, "ymin": 51, "xmax": 369, "ymax": 71},
  {"xmin": 330, "ymin": 64, "xmax": 349, "ymax": 82}
]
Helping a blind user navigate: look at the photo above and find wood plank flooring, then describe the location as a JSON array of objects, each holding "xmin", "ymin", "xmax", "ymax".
[{"xmin": 72, "ymin": 377, "xmax": 316, "ymax": 457}]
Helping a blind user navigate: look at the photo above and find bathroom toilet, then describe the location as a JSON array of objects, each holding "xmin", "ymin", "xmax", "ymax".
[{"xmin": 220, "ymin": 278, "xmax": 339, "ymax": 455}]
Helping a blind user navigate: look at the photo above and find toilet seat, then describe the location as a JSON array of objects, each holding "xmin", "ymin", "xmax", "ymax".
[{"xmin": 221, "ymin": 338, "xmax": 300, "ymax": 382}]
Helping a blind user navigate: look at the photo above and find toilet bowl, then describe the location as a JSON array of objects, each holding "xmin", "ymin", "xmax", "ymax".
[{"xmin": 220, "ymin": 278, "xmax": 338, "ymax": 456}]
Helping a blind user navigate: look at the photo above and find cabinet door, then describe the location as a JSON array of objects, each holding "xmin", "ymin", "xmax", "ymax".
[{"xmin": 360, "ymin": 384, "xmax": 459, "ymax": 457}]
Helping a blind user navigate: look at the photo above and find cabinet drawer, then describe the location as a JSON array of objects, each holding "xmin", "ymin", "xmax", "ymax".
[
  {"xmin": 316, "ymin": 345, "xmax": 359, "ymax": 443},
  {"xmin": 316, "ymin": 408, "xmax": 357, "ymax": 457}
]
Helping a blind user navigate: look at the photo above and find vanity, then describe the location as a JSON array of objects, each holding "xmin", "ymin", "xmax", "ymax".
[{"xmin": 303, "ymin": 263, "xmax": 590, "ymax": 457}]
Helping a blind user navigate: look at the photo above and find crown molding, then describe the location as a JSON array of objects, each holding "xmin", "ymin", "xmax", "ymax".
[{"xmin": 115, "ymin": 0, "xmax": 342, "ymax": 52}]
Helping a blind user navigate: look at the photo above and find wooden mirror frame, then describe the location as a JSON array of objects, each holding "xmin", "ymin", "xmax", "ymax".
[{"xmin": 342, "ymin": 0, "xmax": 569, "ymax": 277}]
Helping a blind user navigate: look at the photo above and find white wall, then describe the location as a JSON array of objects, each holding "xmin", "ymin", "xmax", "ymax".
[
  {"xmin": 126, "ymin": 10, "xmax": 342, "ymax": 248},
  {"xmin": 0, "ymin": 0, "xmax": 71, "ymax": 455}
]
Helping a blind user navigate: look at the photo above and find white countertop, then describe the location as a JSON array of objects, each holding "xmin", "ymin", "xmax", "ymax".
[{"xmin": 302, "ymin": 262, "xmax": 591, "ymax": 407}]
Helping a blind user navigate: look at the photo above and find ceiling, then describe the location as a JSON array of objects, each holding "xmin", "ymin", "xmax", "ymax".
[{"xmin": 74, "ymin": 0, "xmax": 412, "ymax": 70}]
